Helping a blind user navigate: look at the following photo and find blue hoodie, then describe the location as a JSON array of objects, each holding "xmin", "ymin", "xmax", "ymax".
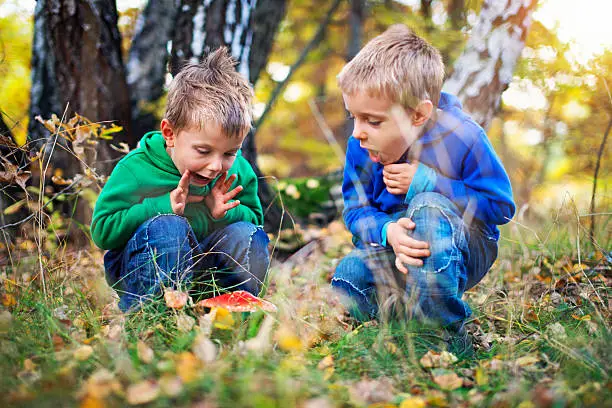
[{"xmin": 342, "ymin": 92, "xmax": 515, "ymax": 248}]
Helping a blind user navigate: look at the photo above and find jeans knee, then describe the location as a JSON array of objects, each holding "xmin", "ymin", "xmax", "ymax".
[{"xmin": 145, "ymin": 214, "xmax": 192, "ymax": 244}]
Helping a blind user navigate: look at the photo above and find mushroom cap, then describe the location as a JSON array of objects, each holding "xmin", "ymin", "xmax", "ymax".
[{"xmin": 195, "ymin": 291, "xmax": 278, "ymax": 313}]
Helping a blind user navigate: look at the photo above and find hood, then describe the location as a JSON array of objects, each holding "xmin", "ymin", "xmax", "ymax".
[
  {"xmin": 139, "ymin": 131, "xmax": 180, "ymax": 175},
  {"xmin": 417, "ymin": 91, "xmax": 468, "ymax": 145}
]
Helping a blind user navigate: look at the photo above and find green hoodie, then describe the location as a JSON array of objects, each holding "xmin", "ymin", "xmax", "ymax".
[{"xmin": 91, "ymin": 132, "xmax": 263, "ymax": 250}]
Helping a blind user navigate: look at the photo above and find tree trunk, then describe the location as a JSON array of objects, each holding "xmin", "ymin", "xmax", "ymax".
[
  {"xmin": 171, "ymin": 0, "xmax": 288, "ymax": 232},
  {"xmin": 448, "ymin": 0, "xmax": 466, "ymax": 30},
  {"xmin": 28, "ymin": 0, "xmax": 136, "ymax": 241},
  {"xmin": 28, "ymin": 0, "xmax": 135, "ymax": 176},
  {"xmin": 443, "ymin": 0, "xmax": 538, "ymax": 130},
  {"xmin": 127, "ymin": 0, "xmax": 178, "ymax": 140},
  {"xmin": 0, "ymin": 112, "xmax": 26, "ymax": 241},
  {"xmin": 343, "ymin": 0, "xmax": 367, "ymax": 142}
]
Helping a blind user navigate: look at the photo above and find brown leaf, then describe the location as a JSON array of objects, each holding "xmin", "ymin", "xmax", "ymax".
[
  {"xmin": 419, "ymin": 350, "xmax": 458, "ymax": 369},
  {"xmin": 137, "ymin": 341, "xmax": 154, "ymax": 364},
  {"xmin": 126, "ymin": 380, "xmax": 160, "ymax": 405},
  {"xmin": 432, "ymin": 369, "xmax": 463, "ymax": 391},
  {"xmin": 192, "ymin": 333, "xmax": 217, "ymax": 363},
  {"xmin": 74, "ymin": 345, "xmax": 94, "ymax": 361},
  {"xmin": 164, "ymin": 289, "xmax": 189, "ymax": 309}
]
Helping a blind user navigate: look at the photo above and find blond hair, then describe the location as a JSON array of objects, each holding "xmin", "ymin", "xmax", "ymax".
[
  {"xmin": 165, "ymin": 47, "xmax": 253, "ymax": 138},
  {"xmin": 338, "ymin": 24, "xmax": 444, "ymax": 107}
]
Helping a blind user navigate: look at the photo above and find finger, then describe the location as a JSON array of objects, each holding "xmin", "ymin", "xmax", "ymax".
[
  {"xmin": 186, "ymin": 195, "xmax": 204, "ymax": 203},
  {"xmin": 386, "ymin": 187, "xmax": 405, "ymax": 195},
  {"xmin": 395, "ymin": 257, "xmax": 409, "ymax": 274},
  {"xmin": 397, "ymin": 217, "xmax": 416, "ymax": 230},
  {"xmin": 224, "ymin": 173, "xmax": 237, "ymax": 190},
  {"xmin": 178, "ymin": 170, "xmax": 191, "ymax": 190},
  {"xmin": 397, "ymin": 234, "xmax": 429, "ymax": 249},
  {"xmin": 397, "ymin": 253, "xmax": 424, "ymax": 267},
  {"xmin": 174, "ymin": 202, "xmax": 185, "ymax": 216},
  {"xmin": 224, "ymin": 200, "xmax": 240, "ymax": 210},
  {"xmin": 383, "ymin": 164, "xmax": 405, "ymax": 174},
  {"xmin": 398, "ymin": 245, "xmax": 431, "ymax": 258},
  {"xmin": 384, "ymin": 178, "xmax": 400, "ymax": 188},
  {"xmin": 223, "ymin": 185, "xmax": 243, "ymax": 201}
]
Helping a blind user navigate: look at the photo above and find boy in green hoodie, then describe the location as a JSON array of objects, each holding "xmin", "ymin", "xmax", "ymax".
[{"xmin": 91, "ymin": 48, "xmax": 269, "ymax": 312}]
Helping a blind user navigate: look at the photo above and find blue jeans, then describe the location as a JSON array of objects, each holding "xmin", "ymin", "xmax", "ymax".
[
  {"xmin": 104, "ymin": 214, "xmax": 270, "ymax": 312},
  {"xmin": 332, "ymin": 192, "xmax": 498, "ymax": 329}
]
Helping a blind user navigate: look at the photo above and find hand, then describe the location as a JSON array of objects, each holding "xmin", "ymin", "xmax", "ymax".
[
  {"xmin": 170, "ymin": 170, "xmax": 204, "ymax": 215},
  {"xmin": 383, "ymin": 162, "xmax": 419, "ymax": 195},
  {"xmin": 386, "ymin": 217, "xmax": 430, "ymax": 274},
  {"xmin": 204, "ymin": 172, "xmax": 243, "ymax": 219}
]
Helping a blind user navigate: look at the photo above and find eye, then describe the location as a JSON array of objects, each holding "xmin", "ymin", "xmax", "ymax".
[
  {"xmin": 196, "ymin": 149, "xmax": 210, "ymax": 155},
  {"xmin": 368, "ymin": 119, "xmax": 382, "ymax": 126},
  {"xmin": 225, "ymin": 151, "xmax": 238, "ymax": 157}
]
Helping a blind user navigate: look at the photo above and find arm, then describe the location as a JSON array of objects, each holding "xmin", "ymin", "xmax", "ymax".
[
  {"xmin": 432, "ymin": 131, "xmax": 516, "ymax": 225},
  {"xmin": 91, "ymin": 163, "xmax": 173, "ymax": 250},
  {"xmin": 342, "ymin": 139, "xmax": 394, "ymax": 246}
]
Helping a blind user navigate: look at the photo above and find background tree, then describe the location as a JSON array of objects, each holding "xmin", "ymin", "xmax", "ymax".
[
  {"xmin": 28, "ymin": 0, "xmax": 136, "ymax": 177},
  {"xmin": 127, "ymin": 0, "xmax": 178, "ymax": 140},
  {"xmin": 443, "ymin": 0, "xmax": 538, "ymax": 130},
  {"xmin": 169, "ymin": 0, "xmax": 288, "ymax": 231}
]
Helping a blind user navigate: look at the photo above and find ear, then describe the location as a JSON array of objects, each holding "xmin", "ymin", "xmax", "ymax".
[
  {"xmin": 160, "ymin": 119, "xmax": 176, "ymax": 147},
  {"xmin": 411, "ymin": 100, "xmax": 434, "ymax": 126}
]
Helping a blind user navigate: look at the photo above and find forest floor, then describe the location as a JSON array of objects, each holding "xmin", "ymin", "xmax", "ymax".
[{"xmin": 0, "ymin": 203, "xmax": 610, "ymax": 408}]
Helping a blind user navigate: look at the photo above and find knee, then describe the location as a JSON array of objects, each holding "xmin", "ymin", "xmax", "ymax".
[
  {"xmin": 145, "ymin": 214, "xmax": 193, "ymax": 248},
  {"xmin": 407, "ymin": 193, "xmax": 460, "ymax": 220},
  {"xmin": 332, "ymin": 255, "xmax": 369, "ymax": 290}
]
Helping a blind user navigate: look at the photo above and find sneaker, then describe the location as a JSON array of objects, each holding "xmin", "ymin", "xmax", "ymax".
[{"xmin": 444, "ymin": 325, "xmax": 475, "ymax": 360}]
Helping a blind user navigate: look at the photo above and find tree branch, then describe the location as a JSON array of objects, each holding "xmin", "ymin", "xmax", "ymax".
[{"xmin": 253, "ymin": 0, "xmax": 343, "ymax": 135}]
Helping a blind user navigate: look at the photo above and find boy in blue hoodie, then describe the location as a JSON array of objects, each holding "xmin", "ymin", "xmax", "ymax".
[{"xmin": 331, "ymin": 25, "xmax": 515, "ymax": 356}]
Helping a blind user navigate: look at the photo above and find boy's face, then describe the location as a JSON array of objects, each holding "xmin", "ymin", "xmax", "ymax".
[
  {"xmin": 343, "ymin": 92, "xmax": 420, "ymax": 165},
  {"xmin": 161, "ymin": 119, "xmax": 245, "ymax": 186}
]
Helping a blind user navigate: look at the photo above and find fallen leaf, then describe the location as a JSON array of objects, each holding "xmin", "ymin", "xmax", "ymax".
[
  {"xmin": 2, "ymin": 293, "xmax": 17, "ymax": 307},
  {"xmin": 475, "ymin": 367, "xmax": 488, "ymax": 386},
  {"xmin": 0, "ymin": 310, "xmax": 13, "ymax": 333},
  {"xmin": 80, "ymin": 395, "xmax": 105, "ymax": 408},
  {"xmin": 126, "ymin": 380, "xmax": 160, "ymax": 405},
  {"xmin": 317, "ymin": 354, "xmax": 335, "ymax": 380},
  {"xmin": 516, "ymin": 355, "xmax": 539, "ymax": 367},
  {"xmin": 399, "ymin": 397, "xmax": 426, "ymax": 408},
  {"xmin": 212, "ymin": 307, "xmax": 235, "ymax": 330},
  {"xmin": 137, "ymin": 341, "xmax": 154, "ymax": 364},
  {"xmin": 432, "ymin": 369, "xmax": 463, "ymax": 391},
  {"xmin": 83, "ymin": 369, "xmax": 122, "ymax": 399},
  {"xmin": 159, "ymin": 374, "xmax": 183, "ymax": 397},
  {"xmin": 164, "ymin": 290, "xmax": 189, "ymax": 309},
  {"xmin": 176, "ymin": 352, "xmax": 201, "ymax": 383},
  {"xmin": 275, "ymin": 326, "xmax": 304, "ymax": 352},
  {"xmin": 571, "ymin": 314, "xmax": 591, "ymax": 321},
  {"xmin": 419, "ymin": 350, "xmax": 458, "ymax": 369},
  {"xmin": 74, "ymin": 345, "xmax": 94, "ymax": 361},
  {"xmin": 176, "ymin": 314, "xmax": 195, "ymax": 333},
  {"xmin": 348, "ymin": 377, "xmax": 395, "ymax": 405}
]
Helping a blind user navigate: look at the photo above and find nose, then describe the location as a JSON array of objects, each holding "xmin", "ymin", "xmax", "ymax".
[
  {"xmin": 353, "ymin": 120, "xmax": 366, "ymax": 140},
  {"xmin": 207, "ymin": 156, "xmax": 223, "ymax": 173}
]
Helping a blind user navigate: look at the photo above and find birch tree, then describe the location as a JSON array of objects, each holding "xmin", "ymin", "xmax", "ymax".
[
  {"xmin": 443, "ymin": 0, "xmax": 538, "ymax": 130},
  {"xmin": 127, "ymin": 0, "xmax": 178, "ymax": 139},
  {"xmin": 170, "ymin": 0, "xmax": 288, "ymax": 230}
]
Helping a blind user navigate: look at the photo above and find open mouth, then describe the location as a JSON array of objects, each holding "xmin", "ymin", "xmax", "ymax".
[
  {"xmin": 190, "ymin": 173, "xmax": 215, "ymax": 185},
  {"xmin": 367, "ymin": 149, "xmax": 381, "ymax": 163}
]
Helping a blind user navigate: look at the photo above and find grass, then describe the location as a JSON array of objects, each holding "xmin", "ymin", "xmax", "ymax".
[{"xmin": 0, "ymin": 198, "xmax": 610, "ymax": 407}]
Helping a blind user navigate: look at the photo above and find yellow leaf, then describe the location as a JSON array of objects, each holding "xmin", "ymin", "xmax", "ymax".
[
  {"xmin": 175, "ymin": 352, "xmax": 201, "ymax": 383},
  {"xmin": 80, "ymin": 395, "xmax": 105, "ymax": 408},
  {"xmin": 571, "ymin": 314, "xmax": 591, "ymax": 321},
  {"xmin": 126, "ymin": 380, "xmax": 160, "ymax": 405},
  {"xmin": 400, "ymin": 397, "xmax": 426, "ymax": 408},
  {"xmin": 276, "ymin": 326, "xmax": 304, "ymax": 352},
  {"xmin": 516, "ymin": 355, "xmax": 539, "ymax": 367},
  {"xmin": 74, "ymin": 345, "xmax": 94, "ymax": 361},
  {"xmin": 212, "ymin": 307, "xmax": 235, "ymax": 330},
  {"xmin": 475, "ymin": 367, "xmax": 489, "ymax": 386},
  {"xmin": 1, "ymin": 293, "xmax": 17, "ymax": 307},
  {"xmin": 3, "ymin": 199, "xmax": 26, "ymax": 215}
]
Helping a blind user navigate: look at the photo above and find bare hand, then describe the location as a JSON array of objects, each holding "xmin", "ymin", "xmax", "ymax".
[
  {"xmin": 204, "ymin": 172, "xmax": 243, "ymax": 219},
  {"xmin": 170, "ymin": 170, "xmax": 204, "ymax": 215},
  {"xmin": 386, "ymin": 217, "xmax": 430, "ymax": 274},
  {"xmin": 383, "ymin": 162, "xmax": 419, "ymax": 195}
]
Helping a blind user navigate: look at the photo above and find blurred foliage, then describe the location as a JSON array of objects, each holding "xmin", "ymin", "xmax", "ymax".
[
  {"xmin": 0, "ymin": 0, "xmax": 609, "ymax": 216},
  {"xmin": 0, "ymin": 0, "xmax": 33, "ymax": 146}
]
